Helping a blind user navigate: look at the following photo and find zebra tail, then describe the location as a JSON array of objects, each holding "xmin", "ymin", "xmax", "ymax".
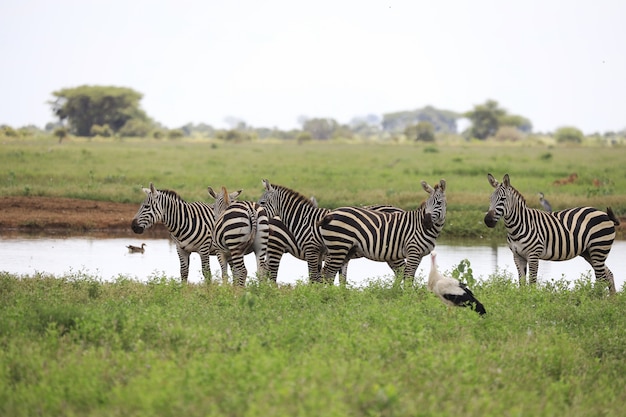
[
  {"xmin": 233, "ymin": 207, "xmax": 258, "ymax": 257},
  {"xmin": 607, "ymin": 207, "xmax": 620, "ymax": 226},
  {"xmin": 317, "ymin": 213, "xmax": 334, "ymax": 229}
]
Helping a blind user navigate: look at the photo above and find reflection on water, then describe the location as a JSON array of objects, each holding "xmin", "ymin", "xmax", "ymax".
[{"xmin": 0, "ymin": 233, "xmax": 624, "ymax": 290}]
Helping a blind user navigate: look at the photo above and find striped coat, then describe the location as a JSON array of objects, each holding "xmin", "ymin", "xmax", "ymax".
[
  {"xmin": 318, "ymin": 180, "xmax": 447, "ymax": 285},
  {"xmin": 209, "ymin": 186, "xmax": 269, "ymax": 286},
  {"xmin": 484, "ymin": 173, "xmax": 619, "ymax": 293},
  {"xmin": 131, "ymin": 183, "xmax": 240, "ymax": 282}
]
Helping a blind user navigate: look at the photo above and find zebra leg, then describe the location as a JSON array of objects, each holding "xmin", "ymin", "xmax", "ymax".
[
  {"xmin": 217, "ymin": 252, "xmax": 230, "ymax": 285},
  {"xmin": 175, "ymin": 245, "xmax": 191, "ymax": 283},
  {"xmin": 231, "ymin": 255, "xmax": 248, "ymax": 286},
  {"xmin": 527, "ymin": 258, "xmax": 539, "ymax": 285},
  {"xmin": 305, "ymin": 251, "xmax": 324, "ymax": 283},
  {"xmin": 402, "ymin": 255, "xmax": 422, "ymax": 287},
  {"xmin": 581, "ymin": 252, "xmax": 616, "ymax": 294},
  {"xmin": 321, "ymin": 255, "xmax": 344, "ymax": 284},
  {"xmin": 199, "ymin": 247, "xmax": 213, "ymax": 283},
  {"xmin": 512, "ymin": 253, "xmax": 528, "ymax": 286}
]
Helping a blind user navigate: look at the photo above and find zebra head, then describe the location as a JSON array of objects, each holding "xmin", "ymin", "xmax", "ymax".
[
  {"xmin": 421, "ymin": 179, "xmax": 447, "ymax": 230},
  {"xmin": 484, "ymin": 173, "xmax": 510, "ymax": 228},
  {"xmin": 257, "ymin": 179, "xmax": 316, "ymax": 219},
  {"xmin": 131, "ymin": 183, "xmax": 164, "ymax": 234},
  {"xmin": 207, "ymin": 186, "xmax": 242, "ymax": 220}
]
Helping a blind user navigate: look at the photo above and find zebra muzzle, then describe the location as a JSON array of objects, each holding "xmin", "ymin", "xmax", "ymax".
[
  {"xmin": 484, "ymin": 211, "xmax": 498, "ymax": 228},
  {"xmin": 131, "ymin": 219, "xmax": 145, "ymax": 234}
]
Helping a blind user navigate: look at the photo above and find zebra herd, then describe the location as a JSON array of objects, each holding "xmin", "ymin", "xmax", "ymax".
[{"xmin": 131, "ymin": 173, "xmax": 620, "ymax": 294}]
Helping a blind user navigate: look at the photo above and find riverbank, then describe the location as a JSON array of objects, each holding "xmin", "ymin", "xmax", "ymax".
[{"xmin": 1, "ymin": 196, "xmax": 624, "ymax": 238}]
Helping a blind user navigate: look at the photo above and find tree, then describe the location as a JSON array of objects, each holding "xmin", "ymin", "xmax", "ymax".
[
  {"xmin": 382, "ymin": 106, "xmax": 460, "ymax": 134},
  {"xmin": 464, "ymin": 100, "xmax": 533, "ymax": 140},
  {"xmin": 302, "ymin": 118, "xmax": 339, "ymax": 140},
  {"xmin": 464, "ymin": 100, "xmax": 505, "ymax": 140},
  {"xmin": 405, "ymin": 121, "xmax": 436, "ymax": 142},
  {"xmin": 554, "ymin": 126, "xmax": 583, "ymax": 144},
  {"xmin": 49, "ymin": 85, "xmax": 151, "ymax": 136}
]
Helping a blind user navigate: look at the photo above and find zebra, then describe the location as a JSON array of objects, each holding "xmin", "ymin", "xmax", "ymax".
[
  {"xmin": 131, "ymin": 182, "xmax": 241, "ymax": 283},
  {"xmin": 257, "ymin": 180, "xmax": 330, "ymax": 283},
  {"xmin": 257, "ymin": 180, "xmax": 406, "ymax": 284},
  {"xmin": 208, "ymin": 186, "xmax": 270, "ymax": 286},
  {"xmin": 484, "ymin": 173, "xmax": 620, "ymax": 293},
  {"xmin": 318, "ymin": 179, "xmax": 447, "ymax": 286}
]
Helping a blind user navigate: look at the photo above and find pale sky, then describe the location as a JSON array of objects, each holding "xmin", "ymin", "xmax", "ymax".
[{"xmin": 2, "ymin": 0, "xmax": 625, "ymax": 134}]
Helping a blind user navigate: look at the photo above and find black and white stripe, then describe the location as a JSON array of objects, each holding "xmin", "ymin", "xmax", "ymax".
[
  {"xmin": 257, "ymin": 180, "xmax": 330, "ymax": 283},
  {"xmin": 131, "ymin": 182, "xmax": 240, "ymax": 283},
  {"xmin": 318, "ymin": 179, "xmax": 447, "ymax": 285},
  {"xmin": 484, "ymin": 173, "xmax": 619, "ymax": 293},
  {"xmin": 209, "ymin": 186, "xmax": 270, "ymax": 286}
]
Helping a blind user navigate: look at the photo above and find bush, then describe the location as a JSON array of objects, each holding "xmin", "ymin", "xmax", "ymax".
[
  {"xmin": 118, "ymin": 119, "xmax": 153, "ymax": 138},
  {"xmin": 494, "ymin": 126, "xmax": 524, "ymax": 142},
  {"xmin": 554, "ymin": 126, "xmax": 583, "ymax": 144},
  {"xmin": 90, "ymin": 124, "xmax": 113, "ymax": 137}
]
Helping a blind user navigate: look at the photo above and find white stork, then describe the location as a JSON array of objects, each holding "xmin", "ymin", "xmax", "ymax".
[{"xmin": 428, "ymin": 251, "xmax": 486, "ymax": 316}]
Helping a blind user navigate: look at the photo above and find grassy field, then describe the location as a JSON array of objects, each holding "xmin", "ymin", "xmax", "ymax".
[
  {"xmin": 1, "ymin": 136, "xmax": 626, "ymax": 416},
  {"xmin": 1, "ymin": 135, "xmax": 624, "ymax": 238},
  {"xmin": 1, "ymin": 272, "xmax": 625, "ymax": 417}
]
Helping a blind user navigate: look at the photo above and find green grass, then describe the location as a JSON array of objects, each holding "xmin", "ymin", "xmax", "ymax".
[
  {"xmin": 1, "ymin": 271, "xmax": 625, "ymax": 416},
  {"xmin": 1, "ymin": 136, "xmax": 624, "ymax": 238}
]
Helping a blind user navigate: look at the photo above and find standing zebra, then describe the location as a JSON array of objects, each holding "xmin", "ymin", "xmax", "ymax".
[
  {"xmin": 131, "ymin": 183, "xmax": 241, "ymax": 283},
  {"xmin": 208, "ymin": 186, "xmax": 270, "ymax": 286},
  {"xmin": 257, "ymin": 180, "xmax": 330, "ymax": 283},
  {"xmin": 257, "ymin": 180, "xmax": 405, "ymax": 284},
  {"xmin": 484, "ymin": 173, "xmax": 619, "ymax": 293},
  {"xmin": 318, "ymin": 179, "xmax": 447, "ymax": 285}
]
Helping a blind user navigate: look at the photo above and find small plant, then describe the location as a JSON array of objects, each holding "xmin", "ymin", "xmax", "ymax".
[{"xmin": 451, "ymin": 258, "xmax": 475, "ymax": 287}]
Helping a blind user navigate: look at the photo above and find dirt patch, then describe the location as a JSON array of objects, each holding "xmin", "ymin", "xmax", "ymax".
[
  {"xmin": 0, "ymin": 196, "xmax": 623, "ymax": 238},
  {"xmin": 0, "ymin": 196, "xmax": 168, "ymax": 236}
]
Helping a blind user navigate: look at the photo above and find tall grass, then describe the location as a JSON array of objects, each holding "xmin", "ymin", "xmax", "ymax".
[
  {"xmin": 1, "ymin": 136, "xmax": 624, "ymax": 238},
  {"xmin": 0, "ymin": 271, "xmax": 624, "ymax": 416}
]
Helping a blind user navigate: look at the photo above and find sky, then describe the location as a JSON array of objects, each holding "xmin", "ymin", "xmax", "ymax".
[{"xmin": 1, "ymin": 0, "xmax": 625, "ymax": 134}]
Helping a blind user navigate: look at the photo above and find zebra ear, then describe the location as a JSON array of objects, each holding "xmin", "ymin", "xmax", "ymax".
[
  {"xmin": 221, "ymin": 186, "xmax": 230, "ymax": 205},
  {"xmin": 421, "ymin": 181, "xmax": 434, "ymax": 194},
  {"xmin": 503, "ymin": 174, "xmax": 510, "ymax": 187},
  {"xmin": 149, "ymin": 182, "xmax": 156, "ymax": 194},
  {"xmin": 487, "ymin": 173, "xmax": 499, "ymax": 188},
  {"xmin": 262, "ymin": 179, "xmax": 273, "ymax": 191},
  {"xmin": 208, "ymin": 186, "xmax": 217, "ymax": 199},
  {"xmin": 439, "ymin": 179, "xmax": 446, "ymax": 192},
  {"xmin": 230, "ymin": 189, "xmax": 243, "ymax": 200}
]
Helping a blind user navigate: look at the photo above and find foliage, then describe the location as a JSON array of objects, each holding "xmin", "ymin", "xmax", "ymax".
[
  {"xmin": 118, "ymin": 118, "xmax": 153, "ymax": 138},
  {"xmin": 450, "ymin": 258, "xmax": 476, "ymax": 287},
  {"xmin": 554, "ymin": 126, "xmax": 584, "ymax": 144},
  {"xmin": 464, "ymin": 100, "xmax": 532, "ymax": 140},
  {"xmin": 49, "ymin": 85, "xmax": 150, "ymax": 136},
  {"xmin": 494, "ymin": 125, "xmax": 524, "ymax": 142},
  {"xmin": 382, "ymin": 105, "xmax": 460, "ymax": 133},
  {"xmin": 52, "ymin": 127, "xmax": 69, "ymax": 143},
  {"xmin": 301, "ymin": 118, "xmax": 339, "ymax": 140},
  {"xmin": 405, "ymin": 121, "xmax": 436, "ymax": 142},
  {"xmin": 0, "ymin": 273, "xmax": 625, "ymax": 416},
  {"xmin": 0, "ymin": 139, "xmax": 624, "ymax": 238},
  {"xmin": 89, "ymin": 124, "xmax": 113, "ymax": 137}
]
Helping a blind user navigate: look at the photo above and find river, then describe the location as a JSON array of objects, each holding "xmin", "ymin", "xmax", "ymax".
[{"xmin": 1, "ymin": 233, "xmax": 624, "ymax": 290}]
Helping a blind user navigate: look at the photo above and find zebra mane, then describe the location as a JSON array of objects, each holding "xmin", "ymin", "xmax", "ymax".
[
  {"xmin": 272, "ymin": 184, "xmax": 316, "ymax": 206},
  {"xmin": 507, "ymin": 184, "xmax": 527, "ymax": 205},
  {"xmin": 159, "ymin": 189, "xmax": 186, "ymax": 202}
]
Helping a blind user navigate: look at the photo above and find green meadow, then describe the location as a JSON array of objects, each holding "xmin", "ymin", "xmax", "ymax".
[
  {"xmin": 1, "ymin": 135, "xmax": 624, "ymax": 238},
  {"xmin": 1, "ymin": 136, "xmax": 625, "ymax": 416},
  {"xmin": 1, "ymin": 273, "xmax": 625, "ymax": 416}
]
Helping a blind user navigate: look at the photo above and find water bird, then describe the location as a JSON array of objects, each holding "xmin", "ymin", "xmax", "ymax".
[
  {"xmin": 538, "ymin": 192, "xmax": 552, "ymax": 212},
  {"xmin": 428, "ymin": 251, "xmax": 486, "ymax": 316},
  {"xmin": 126, "ymin": 243, "xmax": 146, "ymax": 253}
]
